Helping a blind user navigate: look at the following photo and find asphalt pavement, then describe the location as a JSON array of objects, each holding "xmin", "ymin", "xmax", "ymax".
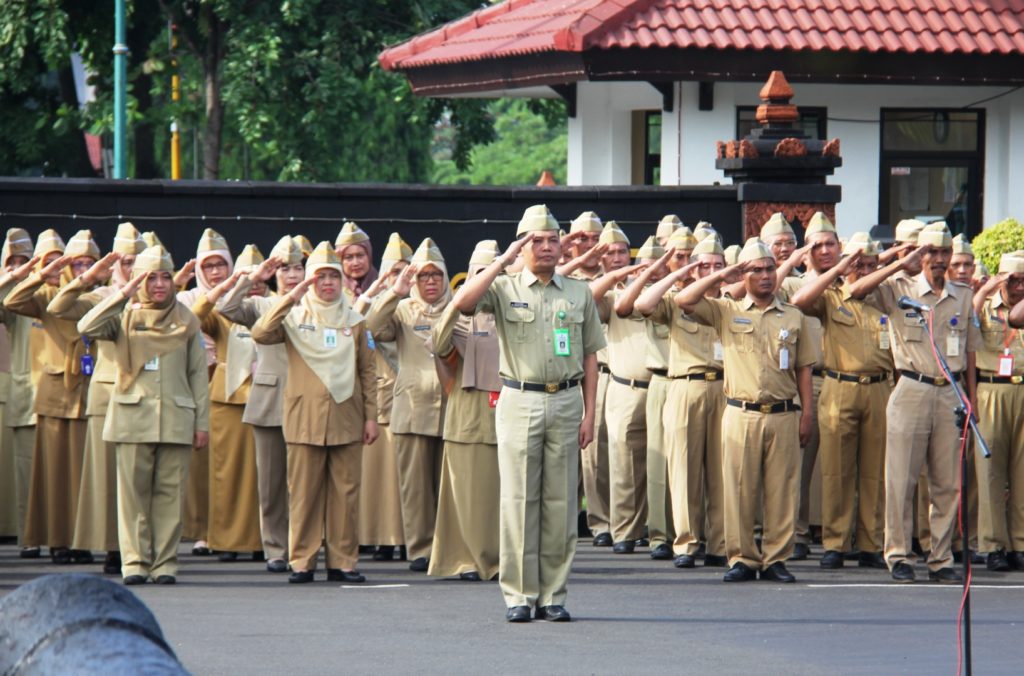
[{"xmin": 2, "ymin": 540, "xmax": 1023, "ymax": 674}]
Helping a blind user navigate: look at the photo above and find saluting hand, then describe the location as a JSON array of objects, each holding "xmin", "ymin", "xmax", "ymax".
[
  {"xmin": 39, "ymin": 254, "xmax": 72, "ymax": 279},
  {"xmin": 787, "ymin": 242, "xmax": 813, "ymax": 269},
  {"xmin": 174, "ymin": 259, "xmax": 196, "ymax": 288},
  {"xmin": 207, "ymin": 269, "xmax": 245, "ymax": 303},
  {"xmin": 287, "ymin": 275, "xmax": 316, "ymax": 303},
  {"xmin": 9, "ymin": 255, "xmax": 40, "ymax": 282},
  {"xmin": 81, "ymin": 252, "xmax": 121, "ymax": 286},
  {"xmin": 612, "ymin": 262, "xmax": 648, "ymax": 281},
  {"xmin": 252, "ymin": 255, "xmax": 284, "ymax": 282},
  {"xmin": 498, "ymin": 232, "xmax": 533, "ymax": 268},
  {"xmin": 899, "ymin": 244, "xmax": 930, "ymax": 271},
  {"xmin": 718, "ymin": 261, "xmax": 749, "ymax": 285},
  {"xmin": 120, "ymin": 271, "xmax": 148, "ymax": 299},
  {"xmin": 392, "ymin": 263, "xmax": 417, "ymax": 298},
  {"xmin": 834, "ymin": 250, "xmax": 861, "ymax": 277}
]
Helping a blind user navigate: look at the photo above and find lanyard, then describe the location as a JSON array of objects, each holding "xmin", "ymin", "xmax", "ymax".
[{"xmin": 998, "ymin": 308, "xmax": 1020, "ymax": 352}]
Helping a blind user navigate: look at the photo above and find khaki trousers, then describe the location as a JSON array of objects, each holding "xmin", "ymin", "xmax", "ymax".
[
  {"xmin": 884, "ymin": 377, "xmax": 961, "ymax": 571},
  {"xmin": 72, "ymin": 413, "xmax": 119, "ymax": 552},
  {"xmin": 24, "ymin": 416, "xmax": 86, "ymax": 549},
  {"xmin": 606, "ymin": 379, "xmax": 648, "ymax": 543},
  {"xmin": 117, "ymin": 443, "xmax": 191, "ymax": 578},
  {"xmin": 253, "ymin": 425, "xmax": 289, "ymax": 561},
  {"xmin": 393, "ymin": 433, "xmax": 443, "ymax": 561},
  {"xmin": 0, "ymin": 401, "xmax": 15, "ymax": 537},
  {"xmin": 952, "ymin": 450, "xmax": 980, "ymax": 552},
  {"xmin": 817, "ymin": 377, "xmax": 889, "ymax": 553},
  {"xmin": 183, "ymin": 446, "xmax": 209, "ymax": 542},
  {"xmin": 796, "ymin": 375, "xmax": 822, "ymax": 545},
  {"xmin": 976, "ymin": 383, "xmax": 1024, "ymax": 552},
  {"xmin": 496, "ymin": 386, "xmax": 580, "ymax": 609},
  {"xmin": 645, "ymin": 375, "xmax": 673, "ymax": 546},
  {"xmin": 287, "ymin": 442, "xmax": 362, "ymax": 572},
  {"xmin": 666, "ymin": 378, "xmax": 726, "ymax": 557},
  {"xmin": 722, "ymin": 406, "xmax": 799, "ymax": 570},
  {"xmin": 12, "ymin": 425, "xmax": 34, "ymax": 544},
  {"xmin": 428, "ymin": 441, "xmax": 500, "ymax": 579},
  {"xmin": 207, "ymin": 402, "xmax": 262, "ymax": 552},
  {"xmin": 582, "ymin": 371, "xmax": 610, "ymax": 534},
  {"xmin": 358, "ymin": 424, "xmax": 405, "ymax": 546}
]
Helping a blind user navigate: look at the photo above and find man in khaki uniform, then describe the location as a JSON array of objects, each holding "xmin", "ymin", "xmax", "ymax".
[
  {"xmin": 791, "ymin": 233, "xmax": 893, "ymax": 569},
  {"xmin": 78, "ymin": 245, "xmax": 210, "ymax": 584},
  {"xmin": 677, "ymin": 238, "xmax": 816, "ymax": 583},
  {"xmin": 453, "ymin": 205, "xmax": 605, "ymax": 623},
  {"xmin": 975, "ymin": 252, "xmax": 1024, "ymax": 571},
  {"xmin": 655, "ymin": 215, "xmax": 682, "ymax": 247},
  {"xmin": 630, "ymin": 236, "xmax": 729, "ymax": 569},
  {"xmin": 847, "ymin": 222, "xmax": 980, "ymax": 583}
]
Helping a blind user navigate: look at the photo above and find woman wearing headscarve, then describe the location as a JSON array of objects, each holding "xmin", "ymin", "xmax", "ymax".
[
  {"xmin": 191, "ymin": 243, "xmax": 263, "ymax": 561},
  {"xmin": 366, "ymin": 238, "xmax": 451, "ymax": 572},
  {"xmin": 251, "ymin": 242, "xmax": 378, "ymax": 584},
  {"xmin": 78, "ymin": 244, "xmax": 209, "ymax": 585},
  {"xmin": 335, "ymin": 222, "xmax": 379, "ymax": 302},
  {"xmin": 427, "ymin": 240, "xmax": 501, "ymax": 582},
  {"xmin": 353, "ymin": 232, "xmax": 411, "ymax": 562},
  {"xmin": 0, "ymin": 228, "xmax": 36, "ymax": 549},
  {"xmin": 47, "ymin": 222, "xmax": 146, "ymax": 575},
  {"xmin": 213, "ymin": 235, "xmax": 305, "ymax": 573},
  {"xmin": 3, "ymin": 229, "xmax": 98, "ymax": 564},
  {"xmin": 177, "ymin": 228, "xmax": 233, "ymax": 556}
]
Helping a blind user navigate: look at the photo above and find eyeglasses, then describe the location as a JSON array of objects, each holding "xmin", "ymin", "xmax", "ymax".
[
  {"xmin": 201, "ymin": 260, "xmax": 229, "ymax": 272},
  {"xmin": 417, "ymin": 271, "xmax": 444, "ymax": 281},
  {"xmin": 70, "ymin": 260, "xmax": 93, "ymax": 270}
]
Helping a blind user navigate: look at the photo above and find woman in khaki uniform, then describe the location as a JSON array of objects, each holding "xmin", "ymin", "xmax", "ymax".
[
  {"xmin": 353, "ymin": 233, "xmax": 411, "ymax": 562},
  {"xmin": 177, "ymin": 228, "xmax": 233, "ymax": 555},
  {"xmin": 215, "ymin": 235, "xmax": 305, "ymax": 573},
  {"xmin": 78, "ymin": 244, "xmax": 209, "ymax": 584},
  {"xmin": 47, "ymin": 222, "xmax": 147, "ymax": 575},
  {"xmin": 192, "ymin": 244, "xmax": 263, "ymax": 561},
  {"xmin": 366, "ymin": 238, "xmax": 451, "ymax": 572},
  {"xmin": 252, "ymin": 242, "xmax": 377, "ymax": 584},
  {"xmin": 427, "ymin": 240, "xmax": 501, "ymax": 581},
  {"xmin": 4, "ymin": 229, "xmax": 98, "ymax": 564},
  {"xmin": 335, "ymin": 222, "xmax": 378, "ymax": 301}
]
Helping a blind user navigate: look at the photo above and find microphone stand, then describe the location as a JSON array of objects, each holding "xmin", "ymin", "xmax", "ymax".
[{"xmin": 914, "ymin": 306, "xmax": 992, "ymax": 676}]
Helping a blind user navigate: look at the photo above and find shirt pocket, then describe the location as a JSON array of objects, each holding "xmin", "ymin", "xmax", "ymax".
[
  {"xmin": 830, "ymin": 306, "xmax": 857, "ymax": 328},
  {"xmin": 113, "ymin": 392, "xmax": 143, "ymax": 405},
  {"xmin": 556, "ymin": 307, "xmax": 585, "ymax": 345},
  {"xmin": 902, "ymin": 314, "xmax": 925, "ymax": 342},
  {"xmin": 727, "ymin": 319, "xmax": 755, "ymax": 353},
  {"xmin": 173, "ymin": 395, "xmax": 196, "ymax": 410},
  {"xmin": 981, "ymin": 318, "xmax": 1005, "ymax": 352},
  {"xmin": 252, "ymin": 373, "xmax": 279, "ymax": 387},
  {"xmin": 653, "ymin": 322, "xmax": 670, "ymax": 340},
  {"xmin": 506, "ymin": 306, "xmax": 536, "ymax": 344}
]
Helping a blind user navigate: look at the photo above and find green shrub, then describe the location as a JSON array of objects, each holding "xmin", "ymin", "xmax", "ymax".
[{"xmin": 972, "ymin": 218, "xmax": 1024, "ymax": 273}]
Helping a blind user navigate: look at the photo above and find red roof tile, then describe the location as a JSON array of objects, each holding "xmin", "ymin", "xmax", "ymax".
[{"xmin": 379, "ymin": 0, "xmax": 1024, "ymax": 70}]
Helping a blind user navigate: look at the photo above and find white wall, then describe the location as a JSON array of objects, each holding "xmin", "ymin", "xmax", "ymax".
[
  {"xmin": 568, "ymin": 80, "xmax": 1019, "ymax": 237},
  {"xmin": 567, "ymin": 81, "xmax": 662, "ymax": 185}
]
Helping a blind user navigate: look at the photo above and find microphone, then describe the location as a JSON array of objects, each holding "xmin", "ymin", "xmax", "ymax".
[{"xmin": 897, "ymin": 295, "xmax": 931, "ymax": 313}]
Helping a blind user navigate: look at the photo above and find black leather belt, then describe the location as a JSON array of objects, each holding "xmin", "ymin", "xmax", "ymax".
[
  {"xmin": 726, "ymin": 398, "xmax": 800, "ymax": 414},
  {"xmin": 978, "ymin": 372, "xmax": 1024, "ymax": 385},
  {"xmin": 899, "ymin": 370, "xmax": 962, "ymax": 387},
  {"xmin": 824, "ymin": 369, "xmax": 889, "ymax": 385},
  {"xmin": 598, "ymin": 364, "xmax": 611, "ymax": 375},
  {"xmin": 501, "ymin": 378, "xmax": 580, "ymax": 393},
  {"xmin": 610, "ymin": 374, "xmax": 650, "ymax": 389},
  {"xmin": 649, "ymin": 368, "xmax": 669, "ymax": 377},
  {"xmin": 672, "ymin": 370, "xmax": 723, "ymax": 382},
  {"xmin": 812, "ymin": 368, "xmax": 825, "ymax": 377}
]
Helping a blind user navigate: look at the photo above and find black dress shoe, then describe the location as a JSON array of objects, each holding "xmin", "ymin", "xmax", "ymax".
[
  {"xmin": 592, "ymin": 532, "xmax": 613, "ymax": 547},
  {"xmin": 123, "ymin": 574, "xmax": 147, "ymax": 586},
  {"xmin": 649, "ymin": 543, "xmax": 673, "ymax": 560},
  {"xmin": 703, "ymin": 554, "xmax": 728, "ymax": 567},
  {"xmin": 635, "ymin": 537, "xmax": 649, "ymax": 547},
  {"xmin": 372, "ymin": 545, "xmax": 395, "ymax": 561},
  {"xmin": 673, "ymin": 554, "xmax": 696, "ymax": 569},
  {"xmin": 218, "ymin": 551, "xmax": 238, "ymax": 562},
  {"xmin": 154, "ymin": 575, "xmax": 176, "ymax": 585},
  {"xmin": 327, "ymin": 569, "xmax": 366, "ymax": 583},
  {"xmin": 696, "ymin": 542, "xmax": 707, "ymax": 559},
  {"xmin": 103, "ymin": 551, "xmax": 122, "ymax": 575},
  {"xmin": 760, "ymin": 562, "xmax": 796, "ymax": 583},
  {"xmin": 409, "ymin": 557, "xmax": 429, "ymax": 572},
  {"xmin": 70, "ymin": 549, "xmax": 94, "ymax": 564},
  {"xmin": 288, "ymin": 570, "xmax": 315, "ymax": 584},
  {"xmin": 266, "ymin": 559, "xmax": 288, "ymax": 573},
  {"xmin": 535, "ymin": 605, "xmax": 571, "ymax": 622},
  {"xmin": 506, "ymin": 605, "xmax": 531, "ymax": 623},
  {"xmin": 612, "ymin": 540, "xmax": 635, "ymax": 554},
  {"xmin": 1010, "ymin": 551, "xmax": 1024, "ymax": 570},
  {"xmin": 191, "ymin": 543, "xmax": 211, "ymax": 556},
  {"xmin": 858, "ymin": 551, "xmax": 887, "ymax": 569},
  {"xmin": 789, "ymin": 543, "xmax": 809, "ymax": 561},
  {"xmin": 51, "ymin": 548, "xmax": 71, "ymax": 565},
  {"xmin": 970, "ymin": 550, "xmax": 986, "ymax": 565},
  {"xmin": 252, "ymin": 550, "xmax": 266, "ymax": 562},
  {"xmin": 820, "ymin": 550, "xmax": 844, "ymax": 569},
  {"xmin": 459, "ymin": 571, "xmax": 481, "ymax": 581},
  {"xmin": 987, "ymin": 551, "xmax": 1011, "ymax": 572},
  {"xmin": 723, "ymin": 562, "xmax": 757, "ymax": 582},
  {"xmin": 928, "ymin": 567, "xmax": 962, "ymax": 583},
  {"xmin": 891, "ymin": 562, "xmax": 915, "ymax": 583},
  {"xmin": 19, "ymin": 546, "xmax": 40, "ymax": 559}
]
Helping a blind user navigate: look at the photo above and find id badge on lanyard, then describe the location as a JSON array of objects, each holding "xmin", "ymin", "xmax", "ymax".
[
  {"xmin": 998, "ymin": 309, "xmax": 1017, "ymax": 376},
  {"xmin": 80, "ymin": 336, "xmax": 94, "ymax": 376}
]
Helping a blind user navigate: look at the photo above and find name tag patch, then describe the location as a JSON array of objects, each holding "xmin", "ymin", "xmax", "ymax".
[
  {"xmin": 144, "ymin": 356, "xmax": 160, "ymax": 371},
  {"xmin": 732, "ymin": 318, "xmax": 752, "ymax": 325},
  {"xmin": 510, "ymin": 301, "xmax": 529, "ymax": 309},
  {"xmin": 298, "ymin": 323, "xmax": 316, "ymax": 331}
]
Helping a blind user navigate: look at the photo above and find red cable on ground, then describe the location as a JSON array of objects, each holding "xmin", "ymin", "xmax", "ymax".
[{"xmin": 926, "ymin": 311, "xmax": 974, "ymax": 676}]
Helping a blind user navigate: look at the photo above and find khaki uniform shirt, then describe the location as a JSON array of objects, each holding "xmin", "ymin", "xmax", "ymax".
[
  {"xmin": 690, "ymin": 295, "xmax": 817, "ymax": 402},
  {"xmin": 366, "ymin": 289, "xmax": 446, "ymax": 437},
  {"xmin": 192, "ymin": 295, "xmax": 253, "ymax": 405},
  {"xmin": 433, "ymin": 303, "xmax": 498, "ymax": 445},
  {"xmin": 977, "ymin": 292, "xmax": 1024, "ymax": 375},
  {"xmin": 808, "ymin": 284, "xmax": 894, "ymax": 375},
  {"xmin": 77, "ymin": 292, "xmax": 210, "ymax": 445},
  {"xmin": 871, "ymin": 274, "xmax": 981, "ymax": 376},
  {"xmin": 0, "ymin": 275, "xmax": 37, "ymax": 427},
  {"xmin": 251, "ymin": 296, "xmax": 377, "ymax": 447},
  {"xmin": 778, "ymin": 272, "xmax": 825, "ymax": 368},
  {"xmin": 649, "ymin": 293, "xmax": 722, "ymax": 377},
  {"xmin": 599, "ymin": 289, "xmax": 652, "ymax": 382},
  {"xmin": 475, "ymin": 269, "xmax": 606, "ymax": 383}
]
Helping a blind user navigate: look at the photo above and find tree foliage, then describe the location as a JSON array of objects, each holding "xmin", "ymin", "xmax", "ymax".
[{"xmin": 972, "ymin": 218, "xmax": 1024, "ymax": 274}]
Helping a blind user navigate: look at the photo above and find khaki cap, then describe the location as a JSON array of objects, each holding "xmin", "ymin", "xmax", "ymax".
[
  {"xmin": 113, "ymin": 222, "xmax": 146, "ymax": 256},
  {"xmin": 66, "ymin": 230, "xmax": 100, "ymax": 259},
  {"xmin": 842, "ymin": 232, "xmax": 880, "ymax": 257},
  {"xmin": 197, "ymin": 228, "xmax": 229, "ymax": 255},
  {"xmin": 142, "ymin": 232, "xmax": 164, "ymax": 249},
  {"xmin": 951, "ymin": 233, "xmax": 974, "ymax": 257},
  {"xmin": 382, "ymin": 232, "xmax": 413, "ymax": 262},
  {"xmin": 724, "ymin": 244, "xmax": 741, "ymax": 266},
  {"xmin": 998, "ymin": 251, "xmax": 1024, "ymax": 275},
  {"xmin": 305, "ymin": 241, "xmax": 342, "ymax": 279},
  {"xmin": 469, "ymin": 240, "xmax": 500, "ymax": 267},
  {"xmin": 335, "ymin": 221, "xmax": 370, "ymax": 248},
  {"xmin": 918, "ymin": 222, "xmax": 953, "ymax": 249},
  {"xmin": 235, "ymin": 244, "xmax": 264, "ymax": 272},
  {"xmin": 973, "ymin": 262, "xmax": 991, "ymax": 279},
  {"xmin": 135, "ymin": 245, "xmax": 175, "ymax": 273},
  {"xmin": 737, "ymin": 237, "xmax": 774, "ymax": 264},
  {"xmin": 636, "ymin": 236, "xmax": 665, "ymax": 260},
  {"xmin": 894, "ymin": 219, "xmax": 926, "ymax": 244},
  {"xmin": 411, "ymin": 237, "xmax": 446, "ymax": 267},
  {"xmin": 294, "ymin": 235, "xmax": 314, "ymax": 258},
  {"xmin": 666, "ymin": 226, "xmax": 698, "ymax": 251},
  {"xmin": 656, "ymin": 215, "xmax": 683, "ymax": 240},
  {"xmin": 598, "ymin": 221, "xmax": 630, "ymax": 246},
  {"xmin": 692, "ymin": 236, "xmax": 725, "ymax": 257},
  {"xmin": 805, "ymin": 212, "xmax": 836, "ymax": 238},
  {"xmin": 569, "ymin": 211, "xmax": 602, "ymax": 234},
  {"xmin": 760, "ymin": 213, "xmax": 795, "ymax": 240},
  {"xmin": 270, "ymin": 235, "xmax": 303, "ymax": 266},
  {"xmin": 692, "ymin": 222, "xmax": 719, "ymax": 243},
  {"xmin": 2, "ymin": 228, "xmax": 33, "ymax": 264},
  {"xmin": 516, "ymin": 204, "xmax": 559, "ymax": 237}
]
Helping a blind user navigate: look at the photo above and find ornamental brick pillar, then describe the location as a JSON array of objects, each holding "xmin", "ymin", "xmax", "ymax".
[{"xmin": 715, "ymin": 71, "xmax": 842, "ymax": 240}]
